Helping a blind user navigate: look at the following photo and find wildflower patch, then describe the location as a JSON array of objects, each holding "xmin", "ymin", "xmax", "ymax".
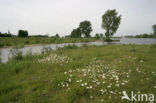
[
  {"xmin": 57, "ymin": 59, "xmax": 131, "ymax": 102},
  {"xmin": 38, "ymin": 53, "xmax": 71, "ymax": 64}
]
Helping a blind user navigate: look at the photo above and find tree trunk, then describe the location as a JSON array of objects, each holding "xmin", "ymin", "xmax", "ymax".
[{"xmin": 105, "ymin": 30, "xmax": 110, "ymax": 41}]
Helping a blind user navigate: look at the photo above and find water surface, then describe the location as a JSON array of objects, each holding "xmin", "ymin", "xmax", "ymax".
[{"xmin": 0, "ymin": 38, "xmax": 156, "ymax": 63}]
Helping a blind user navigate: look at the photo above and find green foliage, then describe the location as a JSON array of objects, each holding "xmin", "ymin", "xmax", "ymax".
[
  {"xmin": 136, "ymin": 34, "xmax": 154, "ymax": 38},
  {"xmin": 67, "ymin": 86, "xmax": 89, "ymax": 103},
  {"xmin": 126, "ymin": 33, "xmax": 155, "ymax": 38},
  {"xmin": 152, "ymin": 24, "xmax": 156, "ymax": 35},
  {"xmin": 95, "ymin": 33, "xmax": 100, "ymax": 39},
  {"xmin": 0, "ymin": 51, "xmax": 1, "ymax": 63},
  {"xmin": 100, "ymin": 33, "xmax": 103, "ymax": 38},
  {"xmin": 55, "ymin": 33, "xmax": 60, "ymax": 38},
  {"xmin": 0, "ymin": 37, "xmax": 96, "ymax": 47},
  {"xmin": 102, "ymin": 9, "xmax": 121, "ymax": 40},
  {"xmin": 95, "ymin": 33, "xmax": 104, "ymax": 39},
  {"xmin": 0, "ymin": 32, "xmax": 12, "ymax": 37},
  {"xmin": 18, "ymin": 30, "xmax": 28, "ymax": 37},
  {"xmin": 79, "ymin": 20, "xmax": 92, "ymax": 38},
  {"xmin": 82, "ymin": 44, "xmax": 88, "ymax": 48},
  {"xmin": 29, "ymin": 35, "xmax": 49, "ymax": 37},
  {"xmin": 64, "ymin": 44, "xmax": 78, "ymax": 49},
  {"xmin": 10, "ymin": 48, "xmax": 23, "ymax": 60},
  {"xmin": 70, "ymin": 28, "xmax": 81, "ymax": 38}
]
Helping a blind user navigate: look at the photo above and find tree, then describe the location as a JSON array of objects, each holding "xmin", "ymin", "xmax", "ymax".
[
  {"xmin": 95, "ymin": 33, "xmax": 100, "ymax": 39},
  {"xmin": 8, "ymin": 30, "xmax": 12, "ymax": 36},
  {"xmin": 152, "ymin": 24, "xmax": 156, "ymax": 35},
  {"xmin": 18, "ymin": 30, "xmax": 28, "ymax": 37},
  {"xmin": 79, "ymin": 20, "xmax": 92, "ymax": 38},
  {"xmin": 70, "ymin": 28, "xmax": 81, "ymax": 38},
  {"xmin": 102, "ymin": 9, "xmax": 121, "ymax": 40},
  {"xmin": 55, "ymin": 33, "xmax": 60, "ymax": 38},
  {"xmin": 100, "ymin": 33, "xmax": 103, "ymax": 38}
]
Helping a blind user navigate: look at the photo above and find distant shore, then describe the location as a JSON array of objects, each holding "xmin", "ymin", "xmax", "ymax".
[
  {"xmin": 0, "ymin": 37, "xmax": 123, "ymax": 48},
  {"xmin": 0, "ymin": 37, "xmax": 99, "ymax": 48}
]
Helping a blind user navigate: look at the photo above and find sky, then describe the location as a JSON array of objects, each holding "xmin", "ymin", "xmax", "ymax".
[{"xmin": 0, "ymin": 0, "xmax": 156, "ymax": 37}]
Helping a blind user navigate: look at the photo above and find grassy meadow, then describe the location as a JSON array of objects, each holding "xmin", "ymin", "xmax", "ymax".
[
  {"xmin": 0, "ymin": 37, "xmax": 98, "ymax": 47},
  {"xmin": 0, "ymin": 44, "xmax": 156, "ymax": 103}
]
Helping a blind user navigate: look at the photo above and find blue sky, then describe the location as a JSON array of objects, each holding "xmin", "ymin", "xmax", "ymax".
[{"xmin": 0, "ymin": 0, "xmax": 156, "ymax": 36}]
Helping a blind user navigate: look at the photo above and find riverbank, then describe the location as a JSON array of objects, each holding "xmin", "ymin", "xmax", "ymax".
[
  {"xmin": 0, "ymin": 37, "xmax": 99, "ymax": 47},
  {"xmin": 0, "ymin": 44, "xmax": 156, "ymax": 103}
]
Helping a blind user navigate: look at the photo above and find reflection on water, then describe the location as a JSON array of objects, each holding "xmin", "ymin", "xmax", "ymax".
[{"xmin": 0, "ymin": 38, "xmax": 156, "ymax": 63}]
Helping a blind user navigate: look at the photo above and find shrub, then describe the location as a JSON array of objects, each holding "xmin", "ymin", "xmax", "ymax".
[
  {"xmin": 10, "ymin": 48, "xmax": 23, "ymax": 60},
  {"xmin": 18, "ymin": 30, "xmax": 28, "ymax": 37},
  {"xmin": 64, "ymin": 44, "xmax": 78, "ymax": 49}
]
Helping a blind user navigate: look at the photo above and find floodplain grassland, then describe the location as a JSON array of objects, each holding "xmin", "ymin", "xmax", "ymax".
[
  {"xmin": 0, "ymin": 37, "xmax": 98, "ymax": 47},
  {"xmin": 0, "ymin": 44, "xmax": 156, "ymax": 103}
]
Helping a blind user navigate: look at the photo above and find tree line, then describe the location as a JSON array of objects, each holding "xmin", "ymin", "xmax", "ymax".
[
  {"xmin": 125, "ymin": 24, "xmax": 156, "ymax": 38},
  {"xmin": 0, "ymin": 31, "xmax": 12, "ymax": 37},
  {"xmin": 0, "ymin": 30, "xmax": 29, "ymax": 37},
  {"xmin": 0, "ymin": 9, "xmax": 156, "ymax": 39}
]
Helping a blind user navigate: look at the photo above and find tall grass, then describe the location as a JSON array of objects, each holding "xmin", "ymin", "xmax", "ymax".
[
  {"xmin": 10, "ymin": 48, "xmax": 23, "ymax": 60},
  {"xmin": 0, "ymin": 44, "xmax": 156, "ymax": 103}
]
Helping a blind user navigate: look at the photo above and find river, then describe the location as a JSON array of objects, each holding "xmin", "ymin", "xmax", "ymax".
[{"xmin": 0, "ymin": 38, "xmax": 156, "ymax": 63}]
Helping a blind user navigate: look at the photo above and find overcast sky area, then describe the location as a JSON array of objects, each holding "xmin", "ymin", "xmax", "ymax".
[{"xmin": 0, "ymin": 0, "xmax": 156, "ymax": 36}]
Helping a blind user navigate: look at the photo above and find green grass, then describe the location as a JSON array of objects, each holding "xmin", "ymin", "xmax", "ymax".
[
  {"xmin": 0, "ymin": 37, "xmax": 98, "ymax": 47},
  {"xmin": 0, "ymin": 44, "xmax": 156, "ymax": 103}
]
